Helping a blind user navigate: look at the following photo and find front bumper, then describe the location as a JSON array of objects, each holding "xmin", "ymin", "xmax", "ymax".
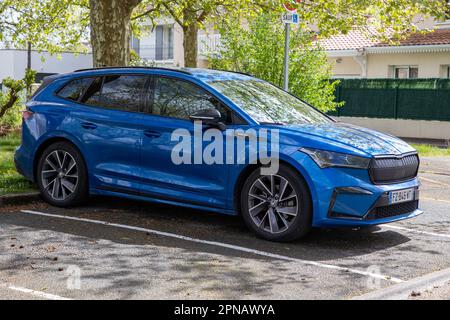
[
  {"xmin": 290, "ymin": 151, "xmax": 422, "ymax": 228},
  {"xmin": 325, "ymin": 186, "xmax": 422, "ymax": 227}
]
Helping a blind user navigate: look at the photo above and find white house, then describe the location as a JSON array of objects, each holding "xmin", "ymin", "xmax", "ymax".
[{"xmin": 0, "ymin": 48, "xmax": 92, "ymax": 83}]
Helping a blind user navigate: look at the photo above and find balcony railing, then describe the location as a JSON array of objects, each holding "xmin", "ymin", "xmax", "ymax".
[
  {"xmin": 198, "ymin": 34, "xmax": 222, "ymax": 56},
  {"xmin": 138, "ymin": 45, "xmax": 173, "ymax": 61}
]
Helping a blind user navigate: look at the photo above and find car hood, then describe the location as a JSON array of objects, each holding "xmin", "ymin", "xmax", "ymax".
[{"xmin": 278, "ymin": 122, "xmax": 416, "ymax": 156}]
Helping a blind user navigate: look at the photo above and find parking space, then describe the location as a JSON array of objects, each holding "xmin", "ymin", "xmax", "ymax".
[{"xmin": 0, "ymin": 167, "xmax": 449, "ymax": 300}]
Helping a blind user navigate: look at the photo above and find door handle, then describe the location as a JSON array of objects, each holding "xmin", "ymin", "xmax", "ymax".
[
  {"xmin": 144, "ymin": 130, "xmax": 161, "ymax": 138},
  {"xmin": 81, "ymin": 122, "xmax": 97, "ymax": 130}
]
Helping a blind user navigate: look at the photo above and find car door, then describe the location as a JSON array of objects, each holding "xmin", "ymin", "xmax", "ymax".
[
  {"xmin": 63, "ymin": 74, "xmax": 148, "ymax": 194},
  {"xmin": 139, "ymin": 76, "xmax": 244, "ymax": 209}
]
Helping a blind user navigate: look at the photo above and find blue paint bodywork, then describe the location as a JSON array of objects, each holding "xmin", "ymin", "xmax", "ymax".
[{"xmin": 14, "ymin": 67, "xmax": 422, "ymax": 228}]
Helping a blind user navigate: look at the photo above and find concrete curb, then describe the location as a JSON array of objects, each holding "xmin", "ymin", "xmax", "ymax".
[
  {"xmin": 0, "ymin": 192, "xmax": 41, "ymax": 206},
  {"xmin": 352, "ymin": 267, "xmax": 450, "ymax": 300}
]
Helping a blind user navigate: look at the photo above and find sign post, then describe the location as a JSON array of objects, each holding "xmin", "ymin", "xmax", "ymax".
[
  {"xmin": 282, "ymin": 1, "xmax": 301, "ymax": 91},
  {"xmin": 283, "ymin": 22, "xmax": 290, "ymax": 91}
]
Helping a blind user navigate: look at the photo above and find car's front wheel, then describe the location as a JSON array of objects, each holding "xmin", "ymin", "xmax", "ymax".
[
  {"xmin": 37, "ymin": 142, "xmax": 88, "ymax": 207},
  {"xmin": 240, "ymin": 165, "xmax": 312, "ymax": 242}
]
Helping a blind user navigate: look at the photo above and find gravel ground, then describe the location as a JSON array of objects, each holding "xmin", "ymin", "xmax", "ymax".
[{"xmin": 409, "ymin": 281, "xmax": 450, "ymax": 300}]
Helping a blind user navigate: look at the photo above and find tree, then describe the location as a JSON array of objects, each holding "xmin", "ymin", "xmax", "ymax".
[
  {"xmin": 209, "ymin": 13, "xmax": 342, "ymax": 112},
  {"xmin": 89, "ymin": 0, "xmax": 146, "ymax": 67},
  {"xmin": 141, "ymin": 0, "xmax": 270, "ymax": 67},
  {"xmin": 1, "ymin": 0, "xmax": 447, "ymax": 68},
  {"xmin": 140, "ymin": 0, "xmax": 446, "ymax": 67},
  {"xmin": 0, "ymin": 0, "xmax": 88, "ymax": 54},
  {"xmin": 286, "ymin": 0, "xmax": 447, "ymax": 42},
  {"xmin": 0, "ymin": 69, "xmax": 36, "ymax": 122},
  {"xmin": 0, "ymin": 0, "xmax": 149, "ymax": 67}
]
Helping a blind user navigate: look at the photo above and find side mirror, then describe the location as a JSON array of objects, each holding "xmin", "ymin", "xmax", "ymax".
[
  {"xmin": 189, "ymin": 108, "xmax": 221, "ymax": 122},
  {"xmin": 189, "ymin": 108, "xmax": 226, "ymax": 130}
]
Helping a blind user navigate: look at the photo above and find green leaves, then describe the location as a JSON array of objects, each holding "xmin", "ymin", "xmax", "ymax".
[
  {"xmin": 0, "ymin": 0, "xmax": 89, "ymax": 54},
  {"xmin": 2, "ymin": 77, "xmax": 25, "ymax": 93},
  {"xmin": 1, "ymin": 0, "xmax": 447, "ymax": 67},
  {"xmin": 0, "ymin": 70, "xmax": 35, "ymax": 121}
]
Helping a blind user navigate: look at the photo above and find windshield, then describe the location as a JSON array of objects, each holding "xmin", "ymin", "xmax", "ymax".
[{"xmin": 208, "ymin": 79, "xmax": 332, "ymax": 124}]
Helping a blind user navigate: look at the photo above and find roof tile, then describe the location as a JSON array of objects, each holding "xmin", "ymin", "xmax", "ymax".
[{"xmin": 319, "ymin": 29, "xmax": 450, "ymax": 51}]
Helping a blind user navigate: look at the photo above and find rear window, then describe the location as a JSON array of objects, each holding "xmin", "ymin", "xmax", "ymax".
[{"xmin": 57, "ymin": 78, "xmax": 94, "ymax": 101}]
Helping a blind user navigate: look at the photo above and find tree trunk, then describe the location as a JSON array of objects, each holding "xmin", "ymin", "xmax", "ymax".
[
  {"xmin": 182, "ymin": 15, "xmax": 198, "ymax": 68},
  {"xmin": 0, "ymin": 92, "xmax": 19, "ymax": 119},
  {"xmin": 89, "ymin": 0, "xmax": 141, "ymax": 67}
]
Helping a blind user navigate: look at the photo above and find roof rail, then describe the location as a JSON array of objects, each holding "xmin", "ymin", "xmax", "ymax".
[{"xmin": 74, "ymin": 66, "xmax": 193, "ymax": 75}]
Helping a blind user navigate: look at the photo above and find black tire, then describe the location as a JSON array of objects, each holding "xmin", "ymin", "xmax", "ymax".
[
  {"xmin": 240, "ymin": 165, "xmax": 312, "ymax": 242},
  {"xmin": 37, "ymin": 142, "xmax": 89, "ymax": 207}
]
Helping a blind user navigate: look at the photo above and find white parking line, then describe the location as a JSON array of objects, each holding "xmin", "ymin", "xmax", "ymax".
[
  {"xmin": 21, "ymin": 209, "xmax": 403, "ymax": 284},
  {"xmin": 6, "ymin": 285, "xmax": 71, "ymax": 300},
  {"xmin": 383, "ymin": 224, "xmax": 450, "ymax": 239}
]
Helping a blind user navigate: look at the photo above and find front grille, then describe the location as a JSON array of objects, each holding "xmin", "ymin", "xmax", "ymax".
[
  {"xmin": 366, "ymin": 200, "xmax": 419, "ymax": 220},
  {"xmin": 369, "ymin": 153, "xmax": 419, "ymax": 184}
]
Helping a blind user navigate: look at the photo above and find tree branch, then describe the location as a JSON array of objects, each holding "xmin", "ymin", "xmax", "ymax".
[
  {"xmin": 162, "ymin": 3, "xmax": 185, "ymax": 27},
  {"xmin": 131, "ymin": 4, "xmax": 161, "ymax": 20}
]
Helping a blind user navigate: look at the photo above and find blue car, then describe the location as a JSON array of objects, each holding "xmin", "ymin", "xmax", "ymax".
[{"xmin": 15, "ymin": 67, "xmax": 421, "ymax": 241}]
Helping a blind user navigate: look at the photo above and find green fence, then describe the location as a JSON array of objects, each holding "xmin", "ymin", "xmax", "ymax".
[{"xmin": 328, "ymin": 79, "xmax": 450, "ymax": 121}]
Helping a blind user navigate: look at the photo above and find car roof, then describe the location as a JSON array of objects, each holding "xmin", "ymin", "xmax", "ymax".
[{"xmin": 66, "ymin": 66, "xmax": 255, "ymax": 82}]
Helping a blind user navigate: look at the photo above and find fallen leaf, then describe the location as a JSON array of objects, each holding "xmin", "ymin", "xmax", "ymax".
[{"xmin": 410, "ymin": 291, "xmax": 421, "ymax": 297}]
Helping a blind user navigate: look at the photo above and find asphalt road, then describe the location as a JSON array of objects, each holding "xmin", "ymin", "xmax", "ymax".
[{"xmin": 0, "ymin": 157, "xmax": 449, "ymax": 300}]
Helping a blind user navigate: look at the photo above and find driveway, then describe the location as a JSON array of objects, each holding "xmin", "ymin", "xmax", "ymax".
[{"xmin": 0, "ymin": 157, "xmax": 449, "ymax": 300}]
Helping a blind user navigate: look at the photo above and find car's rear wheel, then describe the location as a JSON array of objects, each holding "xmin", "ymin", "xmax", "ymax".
[
  {"xmin": 240, "ymin": 165, "xmax": 312, "ymax": 242},
  {"xmin": 37, "ymin": 142, "xmax": 88, "ymax": 207}
]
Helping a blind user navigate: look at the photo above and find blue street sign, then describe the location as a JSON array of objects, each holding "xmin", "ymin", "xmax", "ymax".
[{"xmin": 281, "ymin": 12, "xmax": 299, "ymax": 24}]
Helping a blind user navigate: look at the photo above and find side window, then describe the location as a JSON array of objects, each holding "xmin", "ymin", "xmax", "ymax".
[
  {"xmin": 81, "ymin": 75, "xmax": 148, "ymax": 112},
  {"xmin": 57, "ymin": 78, "xmax": 93, "ymax": 101},
  {"xmin": 81, "ymin": 77, "xmax": 103, "ymax": 106},
  {"xmin": 152, "ymin": 77, "xmax": 232, "ymax": 122},
  {"xmin": 100, "ymin": 75, "xmax": 147, "ymax": 112}
]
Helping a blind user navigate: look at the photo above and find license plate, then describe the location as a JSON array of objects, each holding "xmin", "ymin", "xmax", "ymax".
[{"xmin": 389, "ymin": 188, "xmax": 415, "ymax": 205}]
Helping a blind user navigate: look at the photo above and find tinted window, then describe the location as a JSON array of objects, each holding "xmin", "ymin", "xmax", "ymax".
[
  {"xmin": 57, "ymin": 78, "xmax": 93, "ymax": 101},
  {"xmin": 152, "ymin": 77, "xmax": 231, "ymax": 122},
  {"xmin": 81, "ymin": 77, "xmax": 103, "ymax": 106},
  {"xmin": 82, "ymin": 75, "xmax": 148, "ymax": 112}
]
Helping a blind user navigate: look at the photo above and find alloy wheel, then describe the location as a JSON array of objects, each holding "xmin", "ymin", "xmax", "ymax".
[
  {"xmin": 247, "ymin": 175, "xmax": 299, "ymax": 234},
  {"xmin": 41, "ymin": 150, "xmax": 79, "ymax": 201}
]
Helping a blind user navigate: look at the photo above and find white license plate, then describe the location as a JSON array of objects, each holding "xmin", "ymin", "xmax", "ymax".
[{"xmin": 389, "ymin": 188, "xmax": 415, "ymax": 205}]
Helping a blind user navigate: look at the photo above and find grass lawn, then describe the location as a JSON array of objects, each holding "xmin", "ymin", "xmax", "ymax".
[
  {"xmin": 411, "ymin": 144, "xmax": 450, "ymax": 157},
  {"xmin": 0, "ymin": 131, "xmax": 36, "ymax": 195}
]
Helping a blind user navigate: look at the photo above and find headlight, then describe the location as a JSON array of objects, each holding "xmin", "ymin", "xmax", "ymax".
[{"xmin": 300, "ymin": 148, "xmax": 370, "ymax": 169}]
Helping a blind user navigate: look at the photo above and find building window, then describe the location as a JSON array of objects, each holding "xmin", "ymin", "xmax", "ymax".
[
  {"xmin": 155, "ymin": 24, "xmax": 174, "ymax": 61},
  {"xmin": 137, "ymin": 24, "xmax": 174, "ymax": 61},
  {"xmin": 167, "ymin": 26, "xmax": 173, "ymax": 60},
  {"xmin": 394, "ymin": 66, "xmax": 419, "ymax": 79},
  {"xmin": 131, "ymin": 36, "xmax": 140, "ymax": 56}
]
